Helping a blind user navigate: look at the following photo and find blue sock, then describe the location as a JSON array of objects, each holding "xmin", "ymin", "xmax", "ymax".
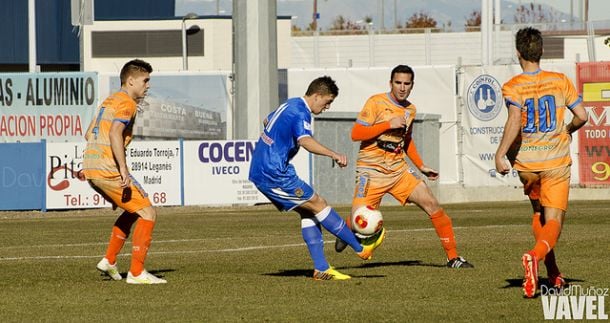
[
  {"xmin": 301, "ymin": 218, "xmax": 329, "ymax": 271},
  {"xmin": 316, "ymin": 206, "xmax": 363, "ymax": 253}
]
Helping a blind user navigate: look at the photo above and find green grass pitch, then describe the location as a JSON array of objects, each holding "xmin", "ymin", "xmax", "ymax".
[{"xmin": 0, "ymin": 200, "xmax": 608, "ymax": 322}]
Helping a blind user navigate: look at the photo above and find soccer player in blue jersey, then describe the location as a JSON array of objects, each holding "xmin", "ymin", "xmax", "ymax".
[{"xmin": 249, "ymin": 76, "xmax": 385, "ymax": 280}]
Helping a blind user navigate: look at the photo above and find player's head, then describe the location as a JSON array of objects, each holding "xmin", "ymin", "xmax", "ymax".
[
  {"xmin": 120, "ymin": 59, "xmax": 152, "ymax": 99},
  {"xmin": 515, "ymin": 27, "xmax": 543, "ymax": 63},
  {"xmin": 120, "ymin": 59, "xmax": 152, "ymax": 85},
  {"xmin": 391, "ymin": 65, "xmax": 415, "ymax": 83},
  {"xmin": 389, "ymin": 65, "xmax": 414, "ymax": 102},
  {"xmin": 305, "ymin": 76, "xmax": 339, "ymax": 97},
  {"xmin": 305, "ymin": 76, "xmax": 338, "ymax": 115}
]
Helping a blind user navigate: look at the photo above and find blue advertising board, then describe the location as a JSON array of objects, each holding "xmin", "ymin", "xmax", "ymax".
[{"xmin": 0, "ymin": 142, "xmax": 45, "ymax": 210}]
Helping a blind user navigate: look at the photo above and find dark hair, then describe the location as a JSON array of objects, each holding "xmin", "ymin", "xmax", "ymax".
[
  {"xmin": 515, "ymin": 27, "xmax": 543, "ymax": 63},
  {"xmin": 391, "ymin": 65, "xmax": 415, "ymax": 82},
  {"xmin": 120, "ymin": 59, "xmax": 153, "ymax": 85},
  {"xmin": 305, "ymin": 76, "xmax": 339, "ymax": 97}
]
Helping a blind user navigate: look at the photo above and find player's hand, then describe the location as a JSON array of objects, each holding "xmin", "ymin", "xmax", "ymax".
[
  {"xmin": 389, "ymin": 116, "xmax": 407, "ymax": 129},
  {"xmin": 332, "ymin": 153, "xmax": 348, "ymax": 168},
  {"xmin": 119, "ymin": 167, "xmax": 132, "ymax": 188},
  {"xmin": 419, "ymin": 165, "xmax": 439, "ymax": 180},
  {"xmin": 494, "ymin": 156, "xmax": 510, "ymax": 175}
]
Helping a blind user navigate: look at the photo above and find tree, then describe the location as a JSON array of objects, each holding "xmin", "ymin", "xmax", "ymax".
[
  {"xmin": 329, "ymin": 15, "xmax": 347, "ymax": 30},
  {"xmin": 465, "ymin": 10, "xmax": 481, "ymax": 28},
  {"xmin": 443, "ymin": 20, "xmax": 453, "ymax": 32},
  {"xmin": 328, "ymin": 15, "xmax": 366, "ymax": 31},
  {"xmin": 306, "ymin": 22, "xmax": 316, "ymax": 31},
  {"xmin": 405, "ymin": 11, "xmax": 437, "ymax": 29},
  {"xmin": 291, "ymin": 24, "xmax": 302, "ymax": 33},
  {"xmin": 514, "ymin": 3, "xmax": 560, "ymax": 24}
]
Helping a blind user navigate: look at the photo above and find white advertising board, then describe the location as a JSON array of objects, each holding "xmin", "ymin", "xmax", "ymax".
[
  {"xmin": 125, "ymin": 141, "xmax": 182, "ymax": 206},
  {"xmin": 46, "ymin": 142, "xmax": 104, "ymax": 209},
  {"xmin": 183, "ymin": 140, "xmax": 310, "ymax": 206},
  {"xmin": 46, "ymin": 141, "xmax": 181, "ymax": 209},
  {"xmin": 0, "ymin": 72, "xmax": 97, "ymax": 143},
  {"xmin": 460, "ymin": 67, "xmax": 521, "ymax": 187}
]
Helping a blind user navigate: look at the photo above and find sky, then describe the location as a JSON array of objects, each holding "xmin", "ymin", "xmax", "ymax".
[
  {"xmin": 520, "ymin": 0, "xmax": 609, "ymax": 21},
  {"xmin": 176, "ymin": 0, "xmax": 610, "ymax": 28}
]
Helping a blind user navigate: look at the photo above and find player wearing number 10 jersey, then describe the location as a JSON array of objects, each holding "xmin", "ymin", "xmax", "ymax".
[{"xmin": 495, "ymin": 27, "xmax": 587, "ymax": 298}]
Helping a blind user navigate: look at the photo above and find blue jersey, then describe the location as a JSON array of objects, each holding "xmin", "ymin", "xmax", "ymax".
[{"xmin": 249, "ymin": 97, "xmax": 312, "ymax": 186}]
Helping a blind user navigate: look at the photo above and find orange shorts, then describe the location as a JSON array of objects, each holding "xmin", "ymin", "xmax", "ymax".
[
  {"xmin": 88, "ymin": 176, "xmax": 151, "ymax": 213},
  {"xmin": 519, "ymin": 165, "xmax": 571, "ymax": 211},
  {"xmin": 353, "ymin": 165, "xmax": 422, "ymax": 209}
]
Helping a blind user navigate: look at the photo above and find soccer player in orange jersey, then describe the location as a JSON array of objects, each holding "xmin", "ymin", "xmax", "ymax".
[
  {"xmin": 335, "ymin": 65, "xmax": 473, "ymax": 269},
  {"xmin": 82, "ymin": 59, "xmax": 166, "ymax": 284},
  {"xmin": 495, "ymin": 27, "xmax": 587, "ymax": 298}
]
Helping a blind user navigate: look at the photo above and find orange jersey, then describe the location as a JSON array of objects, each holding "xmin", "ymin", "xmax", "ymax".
[
  {"xmin": 502, "ymin": 70, "xmax": 582, "ymax": 172},
  {"xmin": 355, "ymin": 92, "xmax": 417, "ymax": 174},
  {"xmin": 82, "ymin": 91, "xmax": 137, "ymax": 179}
]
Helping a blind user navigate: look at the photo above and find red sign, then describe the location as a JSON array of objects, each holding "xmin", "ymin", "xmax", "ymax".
[{"xmin": 576, "ymin": 62, "xmax": 610, "ymax": 186}]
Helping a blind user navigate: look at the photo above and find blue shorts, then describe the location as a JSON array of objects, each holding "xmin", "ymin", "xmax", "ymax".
[{"xmin": 252, "ymin": 177, "xmax": 314, "ymax": 211}]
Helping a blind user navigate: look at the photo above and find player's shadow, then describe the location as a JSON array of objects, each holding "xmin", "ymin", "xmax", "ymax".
[
  {"xmin": 501, "ymin": 276, "xmax": 585, "ymax": 293},
  {"xmin": 356, "ymin": 259, "xmax": 446, "ymax": 269},
  {"xmin": 148, "ymin": 268, "xmax": 174, "ymax": 278},
  {"xmin": 263, "ymin": 269, "xmax": 386, "ymax": 279},
  {"xmin": 263, "ymin": 260, "xmax": 445, "ymax": 279},
  {"xmin": 98, "ymin": 268, "xmax": 175, "ymax": 281},
  {"xmin": 263, "ymin": 269, "xmax": 320, "ymax": 278}
]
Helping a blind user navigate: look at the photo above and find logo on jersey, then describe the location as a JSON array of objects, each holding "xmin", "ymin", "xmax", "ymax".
[
  {"xmin": 303, "ymin": 121, "xmax": 311, "ymax": 131},
  {"xmin": 294, "ymin": 188, "xmax": 304, "ymax": 197},
  {"xmin": 466, "ymin": 74, "xmax": 503, "ymax": 121}
]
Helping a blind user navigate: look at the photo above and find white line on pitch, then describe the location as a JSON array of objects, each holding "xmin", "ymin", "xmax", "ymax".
[
  {"xmin": 0, "ymin": 243, "xmax": 308, "ymax": 261},
  {"xmin": 0, "ymin": 224, "xmax": 527, "ymax": 262},
  {"xmin": 0, "ymin": 238, "xmax": 222, "ymax": 250}
]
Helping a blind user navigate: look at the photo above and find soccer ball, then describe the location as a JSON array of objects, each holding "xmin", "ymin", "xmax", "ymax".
[{"xmin": 351, "ymin": 205, "xmax": 384, "ymax": 238}]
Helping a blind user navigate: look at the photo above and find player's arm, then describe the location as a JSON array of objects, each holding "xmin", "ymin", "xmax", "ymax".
[
  {"xmin": 298, "ymin": 136, "xmax": 347, "ymax": 168},
  {"xmin": 495, "ymin": 104, "xmax": 521, "ymax": 175},
  {"xmin": 404, "ymin": 127, "xmax": 438, "ymax": 180},
  {"xmin": 563, "ymin": 76, "xmax": 587, "ymax": 135},
  {"xmin": 109, "ymin": 121, "xmax": 131, "ymax": 188},
  {"xmin": 566, "ymin": 103, "xmax": 587, "ymax": 134},
  {"xmin": 351, "ymin": 116, "xmax": 406, "ymax": 141}
]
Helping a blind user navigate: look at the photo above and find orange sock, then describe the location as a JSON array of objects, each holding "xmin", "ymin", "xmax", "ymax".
[
  {"xmin": 532, "ymin": 219, "xmax": 561, "ymax": 261},
  {"xmin": 105, "ymin": 226, "xmax": 127, "ymax": 264},
  {"xmin": 429, "ymin": 209, "xmax": 458, "ymax": 260},
  {"xmin": 130, "ymin": 218, "xmax": 155, "ymax": 276},
  {"xmin": 532, "ymin": 213, "xmax": 560, "ymax": 274}
]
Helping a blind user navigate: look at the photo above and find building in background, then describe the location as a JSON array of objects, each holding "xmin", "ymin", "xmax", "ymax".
[{"xmin": 0, "ymin": 0, "xmax": 175, "ymax": 72}]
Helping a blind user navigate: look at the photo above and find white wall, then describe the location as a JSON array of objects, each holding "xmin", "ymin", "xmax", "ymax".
[
  {"xmin": 290, "ymin": 31, "xmax": 516, "ymax": 68},
  {"xmin": 290, "ymin": 31, "xmax": 610, "ymax": 68},
  {"xmin": 82, "ymin": 19, "xmax": 610, "ymax": 74},
  {"xmin": 83, "ymin": 18, "xmax": 292, "ymax": 73},
  {"xmin": 564, "ymin": 36, "xmax": 610, "ymax": 62}
]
